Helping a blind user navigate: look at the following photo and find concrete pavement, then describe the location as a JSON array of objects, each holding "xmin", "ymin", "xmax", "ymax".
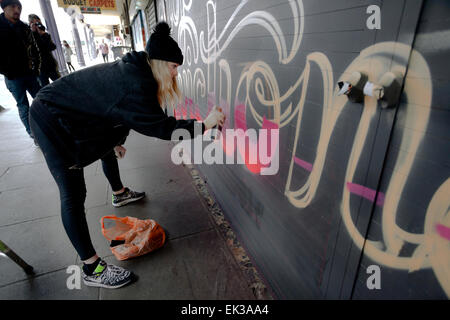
[{"xmin": 0, "ymin": 64, "xmax": 270, "ymax": 299}]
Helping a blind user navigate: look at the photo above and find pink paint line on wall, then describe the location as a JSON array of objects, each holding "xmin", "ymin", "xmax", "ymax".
[
  {"xmin": 436, "ymin": 224, "xmax": 450, "ymax": 241},
  {"xmin": 234, "ymin": 103, "xmax": 279, "ymax": 174},
  {"xmin": 176, "ymin": 97, "xmax": 203, "ymax": 121},
  {"xmin": 293, "ymin": 156, "xmax": 313, "ymax": 172},
  {"xmin": 346, "ymin": 182, "xmax": 385, "ymax": 207}
]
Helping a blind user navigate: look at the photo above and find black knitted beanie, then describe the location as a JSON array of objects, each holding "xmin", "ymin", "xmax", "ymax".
[
  {"xmin": 1, "ymin": 0, "xmax": 22, "ymax": 9},
  {"xmin": 145, "ymin": 21, "xmax": 183, "ymax": 65}
]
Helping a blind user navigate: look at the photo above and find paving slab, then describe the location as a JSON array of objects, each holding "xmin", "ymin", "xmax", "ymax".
[
  {"xmin": 104, "ymin": 162, "xmax": 197, "ymax": 198},
  {"xmin": 81, "ymin": 184, "xmax": 215, "ymax": 261},
  {"xmin": 0, "ymin": 268, "xmax": 99, "ymax": 300},
  {"xmin": 0, "ymin": 184, "xmax": 60, "ymax": 227},
  {"xmin": 0, "ymin": 216, "xmax": 78, "ymax": 289},
  {"xmin": 0, "ymin": 162, "xmax": 54, "ymax": 192},
  {"xmin": 98, "ymin": 230, "xmax": 255, "ymax": 300}
]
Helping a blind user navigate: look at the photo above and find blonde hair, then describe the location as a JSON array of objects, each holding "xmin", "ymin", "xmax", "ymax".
[{"xmin": 148, "ymin": 58, "xmax": 181, "ymax": 109}]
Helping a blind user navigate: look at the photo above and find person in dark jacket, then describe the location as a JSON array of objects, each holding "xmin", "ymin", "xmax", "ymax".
[
  {"xmin": 29, "ymin": 16, "xmax": 144, "ymax": 209},
  {"xmin": 29, "ymin": 22, "xmax": 225, "ymax": 289},
  {"xmin": 0, "ymin": 0, "xmax": 41, "ymax": 139},
  {"xmin": 28, "ymin": 14, "xmax": 60, "ymax": 87}
]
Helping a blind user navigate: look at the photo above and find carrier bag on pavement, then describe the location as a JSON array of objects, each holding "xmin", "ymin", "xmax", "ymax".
[{"xmin": 101, "ymin": 215, "xmax": 166, "ymax": 261}]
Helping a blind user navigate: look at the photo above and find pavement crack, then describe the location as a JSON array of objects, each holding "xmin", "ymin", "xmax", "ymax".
[
  {"xmin": 0, "ymin": 214, "xmax": 59, "ymax": 229},
  {"xmin": 0, "ymin": 167, "xmax": 10, "ymax": 179},
  {"xmin": 0, "ymin": 266, "xmax": 68, "ymax": 290}
]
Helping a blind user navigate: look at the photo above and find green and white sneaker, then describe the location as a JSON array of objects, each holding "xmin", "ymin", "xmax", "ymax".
[
  {"xmin": 112, "ymin": 187, "xmax": 145, "ymax": 207},
  {"xmin": 82, "ymin": 260, "xmax": 134, "ymax": 289}
]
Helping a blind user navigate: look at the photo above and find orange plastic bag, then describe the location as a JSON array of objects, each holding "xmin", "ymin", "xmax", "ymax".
[{"xmin": 100, "ymin": 215, "xmax": 166, "ymax": 261}]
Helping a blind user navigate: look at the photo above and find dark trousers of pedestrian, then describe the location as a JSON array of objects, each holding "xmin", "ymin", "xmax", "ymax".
[
  {"xmin": 102, "ymin": 53, "xmax": 108, "ymax": 63},
  {"xmin": 4, "ymin": 75, "xmax": 41, "ymax": 137},
  {"xmin": 67, "ymin": 62, "xmax": 75, "ymax": 72},
  {"xmin": 29, "ymin": 108, "xmax": 124, "ymax": 260},
  {"xmin": 38, "ymin": 70, "xmax": 61, "ymax": 87}
]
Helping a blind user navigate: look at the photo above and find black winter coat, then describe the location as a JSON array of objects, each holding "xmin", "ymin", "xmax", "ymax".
[
  {"xmin": 33, "ymin": 31, "xmax": 58, "ymax": 75},
  {"xmin": 32, "ymin": 51, "xmax": 204, "ymax": 169},
  {"xmin": 0, "ymin": 13, "xmax": 41, "ymax": 79}
]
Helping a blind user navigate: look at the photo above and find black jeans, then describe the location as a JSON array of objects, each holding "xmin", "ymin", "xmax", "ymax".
[{"xmin": 30, "ymin": 112, "xmax": 124, "ymax": 261}]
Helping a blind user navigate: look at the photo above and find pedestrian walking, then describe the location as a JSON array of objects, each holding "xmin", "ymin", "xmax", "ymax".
[
  {"xmin": 62, "ymin": 40, "xmax": 75, "ymax": 72},
  {"xmin": 28, "ymin": 14, "xmax": 60, "ymax": 87},
  {"xmin": 29, "ymin": 22, "xmax": 225, "ymax": 289},
  {"xmin": 99, "ymin": 39, "xmax": 109, "ymax": 63},
  {"xmin": 0, "ymin": 0, "xmax": 41, "ymax": 139}
]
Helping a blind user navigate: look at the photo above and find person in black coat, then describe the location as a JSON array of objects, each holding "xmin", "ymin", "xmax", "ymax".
[
  {"xmin": 29, "ymin": 19, "xmax": 145, "ymax": 210},
  {"xmin": 28, "ymin": 14, "xmax": 60, "ymax": 87},
  {"xmin": 29, "ymin": 22, "xmax": 225, "ymax": 289},
  {"xmin": 0, "ymin": 0, "xmax": 41, "ymax": 138}
]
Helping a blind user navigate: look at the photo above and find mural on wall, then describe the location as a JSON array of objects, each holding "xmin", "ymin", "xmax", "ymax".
[{"xmin": 158, "ymin": 0, "xmax": 449, "ymax": 298}]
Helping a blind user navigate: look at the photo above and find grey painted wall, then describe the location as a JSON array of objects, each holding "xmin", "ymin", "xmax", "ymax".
[{"xmin": 153, "ymin": 0, "xmax": 449, "ymax": 299}]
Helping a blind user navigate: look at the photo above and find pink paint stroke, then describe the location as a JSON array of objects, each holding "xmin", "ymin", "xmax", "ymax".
[
  {"xmin": 293, "ymin": 156, "xmax": 313, "ymax": 172},
  {"xmin": 233, "ymin": 103, "xmax": 279, "ymax": 173},
  {"xmin": 436, "ymin": 224, "xmax": 450, "ymax": 241},
  {"xmin": 346, "ymin": 182, "xmax": 385, "ymax": 207}
]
